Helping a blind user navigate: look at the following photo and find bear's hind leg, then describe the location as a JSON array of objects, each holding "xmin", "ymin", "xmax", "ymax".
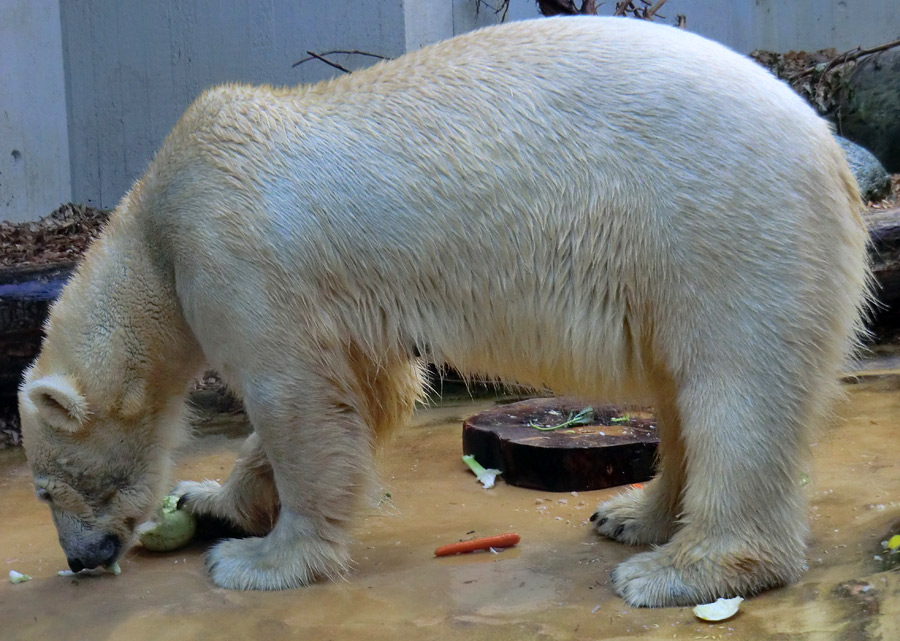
[
  {"xmin": 591, "ymin": 395, "xmax": 684, "ymax": 545},
  {"xmin": 175, "ymin": 432, "xmax": 279, "ymax": 536}
]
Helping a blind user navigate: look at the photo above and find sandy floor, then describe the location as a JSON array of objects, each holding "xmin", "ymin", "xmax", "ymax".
[{"xmin": 3, "ymin": 370, "xmax": 900, "ymax": 641}]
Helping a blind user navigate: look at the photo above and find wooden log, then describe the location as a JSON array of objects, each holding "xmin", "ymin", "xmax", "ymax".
[
  {"xmin": 0, "ymin": 262, "xmax": 76, "ymax": 395},
  {"xmin": 865, "ymin": 206, "xmax": 900, "ymax": 335}
]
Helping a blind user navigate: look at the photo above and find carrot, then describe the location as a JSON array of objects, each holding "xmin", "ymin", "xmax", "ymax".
[
  {"xmin": 434, "ymin": 533, "xmax": 521, "ymax": 557},
  {"xmin": 630, "ymin": 482, "xmax": 644, "ymax": 490}
]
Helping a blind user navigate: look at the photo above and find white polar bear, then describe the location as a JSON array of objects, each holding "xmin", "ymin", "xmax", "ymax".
[{"xmin": 19, "ymin": 16, "xmax": 869, "ymax": 606}]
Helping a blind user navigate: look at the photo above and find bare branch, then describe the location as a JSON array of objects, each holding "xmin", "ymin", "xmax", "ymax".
[
  {"xmin": 477, "ymin": 0, "xmax": 511, "ymax": 21},
  {"xmin": 819, "ymin": 38, "xmax": 900, "ymax": 76},
  {"xmin": 645, "ymin": 0, "xmax": 668, "ymax": 18},
  {"xmin": 537, "ymin": 0, "xmax": 600, "ymax": 15},
  {"xmin": 613, "ymin": 0, "xmax": 664, "ymax": 19},
  {"xmin": 300, "ymin": 50, "xmax": 351, "ymax": 74},
  {"xmin": 293, "ymin": 50, "xmax": 387, "ymax": 69},
  {"xmin": 537, "ymin": 0, "xmax": 580, "ymax": 16}
]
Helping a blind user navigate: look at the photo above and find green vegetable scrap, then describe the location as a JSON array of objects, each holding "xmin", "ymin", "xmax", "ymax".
[
  {"xmin": 57, "ymin": 562, "xmax": 121, "ymax": 577},
  {"xmin": 9, "ymin": 570, "xmax": 31, "ymax": 584},
  {"xmin": 528, "ymin": 406, "xmax": 594, "ymax": 431},
  {"xmin": 462, "ymin": 454, "xmax": 502, "ymax": 489},
  {"xmin": 137, "ymin": 494, "xmax": 198, "ymax": 552}
]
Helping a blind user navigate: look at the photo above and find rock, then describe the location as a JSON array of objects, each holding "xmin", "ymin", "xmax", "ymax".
[
  {"xmin": 835, "ymin": 48, "xmax": 900, "ymax": 173},
  {"xmin": 835, "ymin": 136, "xmax": 892, "ymax": 202}
]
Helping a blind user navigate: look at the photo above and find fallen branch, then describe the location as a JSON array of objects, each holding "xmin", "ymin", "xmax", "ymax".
[
  {"xmin": 818, "ymin": 38, "xmax": 900, "ymax": 77},
  {"xmin": 752, "ymin": 38, "xmax": 900, "ymax": 115}
]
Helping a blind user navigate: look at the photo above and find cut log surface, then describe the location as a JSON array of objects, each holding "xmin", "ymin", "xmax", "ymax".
[{"xmin": 462, "ymin": 398, "xmax": 659, "ymax": 492}]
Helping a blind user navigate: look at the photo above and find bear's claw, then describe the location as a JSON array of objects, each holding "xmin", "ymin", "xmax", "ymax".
[{"xmin": 591, "ymin": 486, "xmax": 675, "ymax": 546}]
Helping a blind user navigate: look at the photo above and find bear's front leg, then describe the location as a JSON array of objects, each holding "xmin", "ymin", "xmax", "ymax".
[
  {"xmin": 194, "ymin": 367, "xmax": 379, "ymax": 590},
  {"xmin": 175, "ymin": 432, "xmax": 279, "ymax": 536}
]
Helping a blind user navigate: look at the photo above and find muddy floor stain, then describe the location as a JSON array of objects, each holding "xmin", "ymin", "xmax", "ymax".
[{"xmin": 3, "ymin": 376, "xmax": 900, "ymax": 640}]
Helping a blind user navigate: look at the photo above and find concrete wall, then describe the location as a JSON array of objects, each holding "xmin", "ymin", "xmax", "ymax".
[
  {"xmin": 2, "ymin": 1, "xmax": 899, "ymax": 220},
  {"xmin": 0, "ymin": 0, "xmax": 71, "ymax": 223},
  {"xmin": 495, "ymin": 0, "xmax": 900, "ymax": 53},
  {"xmin": 59, "ymin": 0, "xmax": 407, "ymax": 209},
  {"xmin": 614, "ymin": 0, "xmax": 900, "ymax": 54}
]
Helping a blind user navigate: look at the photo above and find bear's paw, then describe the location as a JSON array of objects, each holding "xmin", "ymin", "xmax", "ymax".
[
  {"xmin": 610, "ymin": 532, "xmax": 801, "ymax": 607},
  {"xmin": 206, "ymin": 532, "xmax": 350, "ymax": 590}
]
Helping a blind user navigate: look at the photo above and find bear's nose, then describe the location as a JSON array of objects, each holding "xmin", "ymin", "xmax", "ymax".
[{"xmin": 66, "ymin": 534, "xmax": 121, "ymax": 572}]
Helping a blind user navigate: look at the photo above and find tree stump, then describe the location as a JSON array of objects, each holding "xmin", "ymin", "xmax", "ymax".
[{"xmin": 462, "ymin": 398, "xmax": 659, "ymax": 492}]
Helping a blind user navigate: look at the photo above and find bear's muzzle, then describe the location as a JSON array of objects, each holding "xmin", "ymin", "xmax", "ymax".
[{"xmin": 65, "ymin": 533, "xmax": 122, "ymax": 572}]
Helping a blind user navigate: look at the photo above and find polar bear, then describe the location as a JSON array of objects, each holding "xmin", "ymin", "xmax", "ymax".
[{"xmin": 19, "ymin": 16, "xmax": 869, "ymax": 606}]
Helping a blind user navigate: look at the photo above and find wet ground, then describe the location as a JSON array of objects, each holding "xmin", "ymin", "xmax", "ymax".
[{"xmin": 3, "ymin": 366, "xmax": 900, "ymax": 641}]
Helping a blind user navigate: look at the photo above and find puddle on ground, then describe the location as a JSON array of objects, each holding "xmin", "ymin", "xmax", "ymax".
[{"xmin": 3, "ymin": 374, "xmax": 900, "ymax": 640}]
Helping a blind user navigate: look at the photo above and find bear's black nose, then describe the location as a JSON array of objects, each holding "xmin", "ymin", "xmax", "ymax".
[{"xmin": 66, "ymin": 534, "xmax": 121, "ymax": 572}]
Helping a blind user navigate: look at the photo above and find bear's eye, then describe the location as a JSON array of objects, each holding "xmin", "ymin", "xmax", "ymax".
[
  {"xmin": 98, "ymin": 487, "xmax": 119, "ymax": 507},
  {"xmin": 35, "ymin": 488, "xmax": 52, "ymax": 504}
]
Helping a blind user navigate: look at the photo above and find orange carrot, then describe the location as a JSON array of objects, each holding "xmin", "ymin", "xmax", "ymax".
[
  {"xmin": 434, "ymin": 533, "xmax": 520, "ymax": 557},
  {"xmin": 631, "ymin": 482, "xmax": 644, "ymax": 490}
]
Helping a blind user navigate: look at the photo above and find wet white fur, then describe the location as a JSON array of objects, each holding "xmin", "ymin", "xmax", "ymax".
[{"xmin": 20, "ymin": 17, "xmax": 869, "ymax": 605}]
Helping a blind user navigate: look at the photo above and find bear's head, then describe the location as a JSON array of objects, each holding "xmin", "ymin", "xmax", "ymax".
[{"xmin": 18, "ymin": 369, "xmax": 182, "ymax": 573}]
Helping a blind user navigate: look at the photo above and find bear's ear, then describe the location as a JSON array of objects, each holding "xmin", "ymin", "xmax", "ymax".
[{"xmin": 25, "ymin": 375, "xmax": 90, "ymax": 433}]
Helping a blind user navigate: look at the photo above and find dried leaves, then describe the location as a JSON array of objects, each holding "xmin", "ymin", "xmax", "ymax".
[
  {"xmin": 751, "ymin": 39, "xmax": 900, "ymax": 115},
  {"xmin": 869, "ymin": 175, "xmax": 900, "ymax": 211},
  {"xmin": 0, "ymin": 203, "xmax": 109, "ymax": 267},
  {"xmin": 750, "ymin": 48, "xmax": 853, "ymax": 114}
]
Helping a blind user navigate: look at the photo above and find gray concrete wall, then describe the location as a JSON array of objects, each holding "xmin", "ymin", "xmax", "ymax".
[
  {"xmin": 60, "ymin": 0, "xmax": 407, "ymax": 210},
  {"xmin": 625, "ymin": 0, "xmax": 900, "ymax": 54},
  {"xmin": 0, "ymin": 0, "xmax": 71, "ymax": 223},
  {"xmin": 3, "ymin": 1, "xmax": 899, "ymax": 220},
  {"xmin": 495, "ymin": 0, "xmax": 900, "ymax": 53}
]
